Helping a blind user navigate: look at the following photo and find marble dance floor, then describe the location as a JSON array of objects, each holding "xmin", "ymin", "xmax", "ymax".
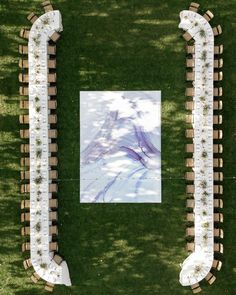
[{"xmin": 80, "ymin": 91, "xmax": 161, "ymax": 203}]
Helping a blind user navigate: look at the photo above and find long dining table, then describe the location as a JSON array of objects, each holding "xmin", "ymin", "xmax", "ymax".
[{"xmin": 178, "ymin": 10, "xmax": 214, "ymax": 286}]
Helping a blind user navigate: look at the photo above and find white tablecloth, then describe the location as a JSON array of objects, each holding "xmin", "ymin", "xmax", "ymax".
[
  {"xmin": 179, "ymin": 10, "xmax": 214, "ymax": 286},
  {"xmin": 28, "ymin": 10, "xmax": 71, "ymax": 286}
]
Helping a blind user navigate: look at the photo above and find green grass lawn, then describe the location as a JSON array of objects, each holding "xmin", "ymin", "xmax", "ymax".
[{"xmin": 1, "ymin": 0, "xmax": 236, "ymax": 294}]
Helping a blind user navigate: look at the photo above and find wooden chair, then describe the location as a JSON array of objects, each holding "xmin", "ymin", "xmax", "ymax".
[
  {"xmin": 45, "ymin": 282, "xmax": 54, "ymax": 292},
  {"xmin": 48, "ymin": 86, "xmax": 57, "ymax": 96},
  {"xmin": 49, "ymin": 242, "xmax": 58, "ymax": 251},
  {"xmin": 48, "ymin": 45, "xmax": 56, "ymax": 55},
  {"xmin": 19, "ymin": 73, "xmax": 29, "ymax": 83},
  {"xmin": 22, "ymin": 242, "xmax": 30, "ymax": 252},
  {"xmin": 185, "ymin": 88, "xmax": 194, "ymax": 97},
  {"xmin": 214, "ymin": 59, "xmax": 223, "ymax": 68},
  {"xmin": 213, "ymin": 25, "xmax": 222, "ymax": 36},
  {"xmin": 19, "ymin": 86, "xmax": 28, "ymax": 96},
  {"xmin": 214, "ymin": 144, "xmax": 223, "ymax": 153},
  {"xmin": 49, "ymin": 157, "xmax": 58, "ymax": 166},
  {"xmin": 213, "ymin": 158, "xmax": 223, "ymax": 168},
  {"xmin": 20, "ymin": 28, "xmax": 29, "ymax": 39},
  {"xmin": 214, "ymin": 45, "xmax": 223, "ymax": 55},
  {"xmin": 49, "ymin": 170, "xmax": 58, "ymax": 179},
  {"xmin": 186, "ymin": 199, "xmax": 194, "ymax": 209},
  {"xmin": 48, "ymin": 59, "xmax": 56, "ymax": 69},
  {"xmin": 49, "ymin": 129, "xmax": 58, "ymax": 138},
  {"xmin": 191, "ymin": 283, "xmax": 202, "ymax": 293},
  {"xmin": 49, "ymin": 211, "xmax": 58, "ymax": 221},
  {"xmin": 19, "ymin": 99, "xmax": 27, "ymax": 109},
  {"xmin": 49, "ymin": 143, "xmax": 58, "ymax": 152},
  {"xmin": 186, "ymin": 59, "xmax": 194, "ymax": 68},
  {"xmin": 23, "ymin": 258, "xmax": 32, "ymax": 270},
  {"xmin": 49, "ymin": 183, "xmax": 58, "ymax": 193},
  {"xmin": 214, "ymin": 185, "xmax": 223, "ymax": 195},
  {"xmin": 185, "ymin": 144, "xmax": 194, "ymax": 153},
  {"xmin": 214, "ymin": 172, "xmax": 223, "ymax": 181},
  {"xmin": 48, "ymin": 73, "xmax": 57, "ymax": 83},
  {"xmin": 31, "ymin": 272, "xmax": 41, "ymax": 284},
  {"xmin": 21, "ymin": 184, "xmax": 29, "ymax": 194},
  {"xmin": 189, "ymin": 2, "xmax": 200, "ymax": 12},
  {"xmin": 214, "ymin": 228, "xmax": 224, "ymax": 238},
  {"xmin": 48, "ymin": 100, "xmax": 57, "ymax": 109},
  {"xmin": 186, "ymin": 242, "xmax": 194, "ymax": 252},
  {"xmin": 214, "ymin": 243, "xmax": 224, "ymax": 254},
  {"xmin": 185, "ymin": 115, "xmax": 194, "ymax": 124},
  {"xmin": 186, "ymin": 214, "xmax": 194, "ymax": 223},
  {"xmin": 213, "ymin": 130, "xmax": 223, "ymax": 139},
  {"xmin": 27, "ymin": 12, "xmax": 38, "ymax": 24},
  {"xmin": 21, "ymin": 199, "xmax": 30, "ymax": 209},
  {"xmin": 185, "ymin": 172, "xmax": 194, "ymax": 181},
  {"xmin": 19, "ymin": 115, "xmax": 28, "ymax": 124},
  {"xmin": 53, "ymin": 254, "xmax": 63, "ymax": 265},
  {"xmin": 50, "ymin": 31, "xmax": 61, "ymax": 42},
  {"xmin": 49, "ymin": 198, "xmax": 58, "ymax": 208},
  {"xmin": 185, "ymin": 129, "xmax": 194, "ymax": 138},
  {"xmin": 205, "ymin": 272, "xmax": 216, "ymax": 285},
  {"xmin": 213, "ymin": 100, "xmax": 223, "ymax": 110},
  {"xmin": 214, "ymin": 213, "xmax": 224, "ymax": 223},
  {"xmin": 186, "ymin": 227, "xmax": 194, "ymax": 236},
  {"xmin": 20, "ymin": 129, "xmax": 29, "ymax": 139},
  {"xmin": 186, "ymin": 45, "xmax": 195, "ymax": 54},
  {"xmin": 186, "ymin": 72, "xmax": 194, "ymax": 81},
  {"xmin": 185, "ymin": 158, "xmax": 194, "ymax": 168},
  {"xmin": 21, "ymin": 157, "xmax": 30, "ymax": 166},
  {"xmin": 21, "ymin": 226, "xmax": 30, "ymax": 236},
  {"xmin": 214, "ymin": 198, "xmax": 223, "ymax": 208},
  {"xmin": 48, "ymin": 114, "xmax": 57, "ymax": 124},
  {"xmin": 214, "ymin": 72, "xmax": 223, "ymax": 81},
  {"xmin": 213, "ymin": 115, "xmax": 223, "ymax": 125},
  {"xmin": 19, "ymin": 44, "xmax": 28, "ymax": 55},
  {"xmin": 49, "ymin": 225, "xmax": 58, "ymax": 235},
  {"xmin": 183, "ymin": 31, "xmax": 192, "ymax": 41},
  {"xmin": 212, "ymin": 259, "xmax": 222, "ymax": 271},
  {"xmin": 42, "ymin": 0, "xmax": 54, "ymax": 12},
  {"xmin": 186, "ymin": 185, "xmax": 194, "ymax": 194},
  {"xmin": 21, "ymin": 212, "xmax": 30, "ymax": 223},
  {"xmin": 19, "ymin": 59, "xmax": 28, "ymax": 68},
  {"xmin": 214, "ymin": 87, "xmax": 223, "ymax": 97},
  {"xmin": 203, "ymin": 10, "xmax": 214, "ymax": 22}
]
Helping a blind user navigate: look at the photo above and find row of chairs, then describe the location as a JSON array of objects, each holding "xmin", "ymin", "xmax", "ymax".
[
  {"xmin": 20, "ymin": 99, "xmax": 57, "ymax": 110},
  {"xmin": 19, "ymin": 86, "xmax": 57, "ymax": 96},
  {"xmin": 23, "ymin": 254, "xmax": 64, "ymax": 292},
  {"xmin": 20, "ymin": 129, "xmax": 57, "ymax": 138},
  {"xmin": 19, "ymin": 1, "xmax": 61, "ymax": 292},
  {"xmin": 19, "ymin": 44, "xmax": 56, "ymax": 55},
  {"xmin": 186, "ymin": 87, "xmax": 223, "ymax": 97},
  {"xmin": 186, "ymin": 70, "xmax": 223, "ymax": 81},
  {"xmin": 19, "ymin": 59, "xmax": 56, "ymax": 69},
  {"xmin": 183, "ymin": 1, "xmax": 222, "ymax": 42},
  {"xmin": 185, "ymin": 129, "xmax": 223, "ymax": 139},
  {"xmin": 19, "ymin": 73, "xmax": 57, "ymax": 83},
  {"xmin": 186, "ymin": 44, "xmax": 223, "ymax": 55},
  {"xmin": 183, "ymin": 3, "xmax": 223, "ymax": 294}
]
